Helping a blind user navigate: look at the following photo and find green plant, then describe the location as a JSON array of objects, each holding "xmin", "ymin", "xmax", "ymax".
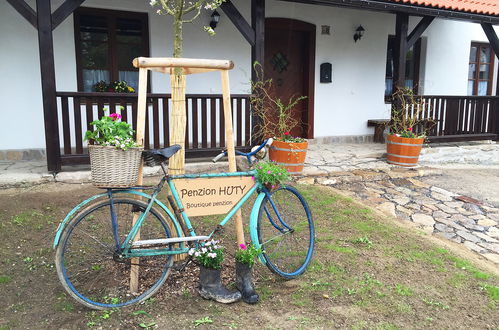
[
  {"xmin": 254, "ymin": 160, "xmax": 290, "ymax": 188},
  {"xmin": 188, "ymin": 239, "xmax": 224, "ymax": 269},
  {"xmin": 250, "ymin": 62, "xmax": 307, "ymax": 142},
  {"xmin": 84, "ymin": 108, "xmax": 139, "ymax": 150},
  {"xmin": 93, "ymin": 80, "xmax": 135, "ymax": 93},
  {"xmin": 235, "ymin": 243, "xmax": 262, "ymax": 267},
  {"xmin": 388, "ymin": 88, "xmax": 435, "ymax": 138},
  {"xmin": 194, "ymin": 316, "xmax": 213, "ymax": 327}
]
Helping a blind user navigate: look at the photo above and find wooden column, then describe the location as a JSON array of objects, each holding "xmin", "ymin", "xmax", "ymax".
[
  {"xmin": 480, "ymin": 23, "xmax": 499, "ymax": 96},
  {"xmin": 36, "ymin": 0, "xmax": 61, "ymax": 172},
  {"xmin": 251, "ymin": 0, "xmax": 265, "ymax": 143},
  {"xmin": 393, "ymin": 12, "xmax": 409, "ymax": 92}
]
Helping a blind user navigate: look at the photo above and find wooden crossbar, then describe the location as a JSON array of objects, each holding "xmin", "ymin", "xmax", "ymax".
[{"xmin": 133, "ymin": 57, "xmax": 234, "ymax": 70}]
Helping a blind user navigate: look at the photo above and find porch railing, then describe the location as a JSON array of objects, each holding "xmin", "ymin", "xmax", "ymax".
[
  {"xmin": 56, "ymin": 92, "xmax": 252, "ymax": 165},
  {"xmin": 412, "ymin": 95, "xmax": 499, "ymax": 142}
]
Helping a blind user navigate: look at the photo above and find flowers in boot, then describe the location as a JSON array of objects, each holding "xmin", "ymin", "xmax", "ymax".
[
  {"xmin": 235, "ymin": 243, "xmax": 262, "ymax": 267},
  {"xmin": 188, "ymin": 239, "xmax": 224, "ymax": 269}
]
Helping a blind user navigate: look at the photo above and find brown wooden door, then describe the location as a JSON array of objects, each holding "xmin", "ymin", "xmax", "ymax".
[{"xmin": 264, "ymin": 18, "xmax": 315, "ymax": 138}]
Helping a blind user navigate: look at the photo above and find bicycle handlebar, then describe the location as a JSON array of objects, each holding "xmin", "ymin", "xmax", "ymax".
[{"xmin": 211, "ymin": 138, "xmax": 273, "ymax": 164}]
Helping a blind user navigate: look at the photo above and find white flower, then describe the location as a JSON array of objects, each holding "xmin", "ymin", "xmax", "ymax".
[
  {"xmin": 156, "ymin": 9, "xmax": 162, "ymax": 14},
  {"xmin": 208, "ymin": 253, "xmax": 217, "ymax": 258},
  {"xmin": 188, "ymin": 248, "xmax": 194, "ymax": 256},
  {"xmin": 201, "ymin": 248, "xmax": 207, "ymax": 253},
  {"xmin": 194, "ymin": 251, "xmax": 200, "ymax": 257},
  {"xmin": 149, "ymin": 0, "xmax": 158, "ymax": 6},
  {"xmin": 205, "ymin": 241, "xmax": 211, "ymax": 246}
]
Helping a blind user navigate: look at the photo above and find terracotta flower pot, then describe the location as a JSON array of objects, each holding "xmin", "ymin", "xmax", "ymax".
[
  {"xmin": 269, "ymin": 140, "xmax": 308, "ymax": 174},
  {"xmin": 386, "ymin": 134, "xmax": 424, "ymax": 167}
]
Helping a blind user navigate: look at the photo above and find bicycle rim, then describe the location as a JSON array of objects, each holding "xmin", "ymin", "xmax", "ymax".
[
  {"xmin": 257, "ymin": 186, "xmax": 314, "ymax": 279},
  {"xmin": 55, "ymin": 198, "xmax": 174, "ymax": 309}
]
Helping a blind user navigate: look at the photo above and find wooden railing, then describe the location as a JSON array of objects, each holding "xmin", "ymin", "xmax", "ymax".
[
  {"xmin": 56, "ymin": 92, "xmax": 252, "ymax": 165},
  {"xmin": 411, "ymin": 95, "xmax": 499, "ymax": 142}
]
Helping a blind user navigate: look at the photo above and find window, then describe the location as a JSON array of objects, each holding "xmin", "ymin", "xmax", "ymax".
[
  {"xmin": 385, "ymin": 36, "xmax": 421, "ymax": 98},
  {"xmin": 467, "ymin": 43, "xmax": 495, "ymax": 96},
  {"xmin": 74, "ymin": 8, "xmax": 149, "ymax": 92}
]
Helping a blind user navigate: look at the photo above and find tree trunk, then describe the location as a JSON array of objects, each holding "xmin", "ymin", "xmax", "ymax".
[{"xmin": 169, "ymin": 11, "xmax": 186, "ymax": 175}]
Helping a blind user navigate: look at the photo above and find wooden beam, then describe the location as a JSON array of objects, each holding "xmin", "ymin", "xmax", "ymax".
[
  {"xmin": 481, "ymin": 23, "xmax": 499, "ymax": 61},
  {"xmin": 220, "ymin": 1, "xmax": 255, "ymax": 46},
  {"xmin": 393, "ymin": 12, "xmax": 409, "ymax": 91},
  {"xmin": 7, "ymin": 0, "xmax": 37, "ymax": 29},
  {"xmin": 52, "ymin": 0, "xmax": 86, "ymax": 30},
  {"xmin": 251, "ymin": 0, "xmax": 265, "ymax": 143},
  {"xmin": 36, "ymin": 0, "xmax": 61, "ymax": 172},
  {"xmin": 407, "ymin": 16, "xmax": 434, "ymax": 49}
]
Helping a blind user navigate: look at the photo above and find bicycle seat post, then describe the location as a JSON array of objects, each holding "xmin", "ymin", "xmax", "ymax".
[{"xmin": 160, "ymin": 162, "xmax": 169, "ymax": 177}]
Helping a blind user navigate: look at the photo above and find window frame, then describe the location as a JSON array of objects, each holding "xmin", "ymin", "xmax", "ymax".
[
  {"xmin": 468, "ymin": 42, "xmax": 495, "ymax": 96},
  {"xmin": 385, "ymin": 35, "xmax": 421, "ymax": 102},
  {"xmin": 74, "ymin": 7, "xmax": 150, "ymax": 92}
]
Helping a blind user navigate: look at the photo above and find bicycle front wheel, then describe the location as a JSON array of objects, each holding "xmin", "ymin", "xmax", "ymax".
[
  {"xmin": 257, "ymin": 186, "xmax": 315, "ymax": 279},
  {"xmin": 55, "ymin": 198, "xmax": 174, "ymax": 309}
]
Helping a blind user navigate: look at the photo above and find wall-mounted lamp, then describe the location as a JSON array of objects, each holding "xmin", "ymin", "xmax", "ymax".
[
  {"xmin": 210, "ymin": 10, "xmax": 220, "ymax": 29},
  {"xmin": 353, "ymin": 25, "xmax": 365, "ymax": 42}
]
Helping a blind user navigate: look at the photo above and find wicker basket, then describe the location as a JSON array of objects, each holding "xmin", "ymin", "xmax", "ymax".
[{"xmin": 88, "ymin": 145, "xmax": 143, "ymax": 188}]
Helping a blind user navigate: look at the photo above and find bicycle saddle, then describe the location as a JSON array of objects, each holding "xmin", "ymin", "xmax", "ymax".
[{"xmin": 143, "ymin": 145, "xmax": 182, "ymax": 166}]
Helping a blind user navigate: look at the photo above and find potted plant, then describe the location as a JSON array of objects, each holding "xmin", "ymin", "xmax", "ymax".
[
  {"xmin": 188, "ymin": 239, "xmax": 241, "ymax": 304},
  {"xmin": 85, "ymin": 108, "xmax": 142, "ymax": 187},
  {"xmin": 254, "ymin": 160, "xmax": 291, "ymax": 191},
  {"xmin": 234, "ymin": 243, "xmax": 262, "ymax": 304},
  {"xmin": 386, "ymin": 89, "xmax": 435, "ymax": 167},
  {"xmin": 250, "ymin": 63, "xmax": 308, "ymax": 174}
]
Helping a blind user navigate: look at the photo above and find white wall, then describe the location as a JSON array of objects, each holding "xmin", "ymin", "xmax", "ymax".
[{"xmin": 1, "ymin": 0, "xmax": 498, "ymax": 150}]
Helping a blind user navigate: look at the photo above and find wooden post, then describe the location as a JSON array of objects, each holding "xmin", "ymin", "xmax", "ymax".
[
  {"xmin": 36, "ymin": 0, "xmax": 61, "ymax": 172},
  {"xmin": 251, "ymin": 0, "xmax": 265, "ymax": 143},
  {"xmin": 130, "ymin": 67, "xmax": 148, "ymax": 293},
  {"xmin": 221, "ymin": 70, "xmax": 246, "ymax": 246}
]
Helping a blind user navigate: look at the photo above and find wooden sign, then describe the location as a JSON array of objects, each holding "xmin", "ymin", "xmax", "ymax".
[{"xmin": 174, "ymin": 176, "xmax": 255, "ymax": 217}]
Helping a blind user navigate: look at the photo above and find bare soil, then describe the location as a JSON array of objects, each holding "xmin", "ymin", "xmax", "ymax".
[{"xmin": 0, "ymin": 182, "xmax": 497, "ymax": 329}]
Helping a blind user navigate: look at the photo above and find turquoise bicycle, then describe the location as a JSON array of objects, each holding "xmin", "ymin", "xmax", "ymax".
[{"xmin": 53, "ymin": 140, "xmax": 314, "ymax": 309}]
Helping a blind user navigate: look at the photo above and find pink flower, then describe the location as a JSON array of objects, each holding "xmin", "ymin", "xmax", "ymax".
[
  {"xmin": 407, "ymin": 127, "xmax": 413, "ymax": 131},
  {"xmin": 109, "ymin": 113, "xmax": 122, "ymax": 121},
  {"xmin": 284, "ymin": 132, "xmax": 290, "ymax": 136},
  {"xmin": 239, "ymin": 243, "xmax": 247, "ymax": 250},
  {"xmin": 251, "ymin": 176, "xmax": 256, "ymax": 181},
  {"xmin": 267, "ymin": 170, "xmax": 271, "ymax": 174}
]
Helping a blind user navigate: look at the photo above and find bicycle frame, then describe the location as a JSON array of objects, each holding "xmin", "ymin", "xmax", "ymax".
[{"xmin": 120, "ymin": 171, "xmax": 262, "ymax": 258}]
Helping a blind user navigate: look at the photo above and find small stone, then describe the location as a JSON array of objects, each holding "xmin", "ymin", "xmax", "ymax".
[
  {"xmin": 470, "ymin": 214, "xmax": 486, "ymax": 220},
  {"xmin": 436, "ymin": 232, "xmax": 457, "ymax": 240},
  {"xmin": 450, "ymin": 236, "xmax": 463, "ymax": 243},
  {"xmin": 477, "ymin": 242, "xmax": 499, "ymax": 254},
  {"xmin": 378, "ymin": 202, "xmax": 397, "ymax": 217},
  {"xmin": 486, "ymin": 227, "xmax": 499, "ymax": 239},
  {"xmin": 488, "ymin": 213, "xmax": 499, "ymax": 221},
  {"xmin": 435, "ymin": 223, "xmax": 454, "ymax": 233},
  {"xmin": 320, "ymin": 178, "xmax": 337, "ymax": 185},
  {"xmin": 392, "ymin": 196, "xmax": 411, "ymax": 206},
  {"xmin": 436, "ymin": 204, "xmax": 459, "ymax": 214},
  {"xmin": 424, "ymin": 204, "xmax": 439, "ymax": 211},
  {"xmin": 464, "ymin": 241, "xmax": 486, "ymax": 253},
  {"xmin": 430, "ymin": 186, "xmax": 458, "ymax": 197},
  {"xmin": 431, "ymin": 192, "xmax": 453, "ymax": 202},
  {"xmin": 456, "ymin": 230, "xmax": 481, "ymax": 243},
  {"xmin": 433, "ymin": 211, "xmax": 450, "ymax": 219},
  {"xmin": 474, "ymin": 232, "xmax": 499, "ymax": 243},
  {"xmin": 396, "ymin": 205, "xmax": 412, "ymax": 215},
  {"xmin": 406, "ymin": 203, "xmax": 421, "ymax": 211},
  {"xmin": 448, "ymin": 222, "xmax": 468, "ymax": 232},
  {"xmin": 450, "ymin": 214, "xmax": 473, "ymax": 223},
  {"xmin": 462, "ymin": 203, "xmax": 484, "ymax": 214},
  {"xmin": 462, "ymin": 222, "xmax": 485, "ymax": 232},
  {"xmin": 412, "ymin": 213, "xmax": 435, "ymax": 227},
  {"xmin": 445, "ymin": 201, "xmax": 464, "ymax": 209},
  {"xmin": 296, "ymin": 177, "xmax": 315, "ymax": 185},
  {"xmin": 477, "ymin": 219, "xmax": 497, "ymax": 227},
  {"xmin": 482, "ymin": 253, "xmax": 499, "ymax": 264}
]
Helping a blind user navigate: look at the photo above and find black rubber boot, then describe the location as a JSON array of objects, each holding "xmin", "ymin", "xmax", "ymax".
[
  {"xmin": 235, "ymin": 261, "xmax": 259, "ymax": 304},
  {"xmin": 198, "ymin": 266, "xmax": 241, "ymax": 304}
]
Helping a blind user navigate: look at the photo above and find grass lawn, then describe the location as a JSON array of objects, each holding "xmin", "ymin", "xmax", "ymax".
[{"xmin": 0, "ymin": 183, "xmax": 497, "ymax": 329}]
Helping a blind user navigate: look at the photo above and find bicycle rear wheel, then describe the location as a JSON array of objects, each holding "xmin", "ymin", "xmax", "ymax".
[
  {"xmin": 257, "ymin": 186, "xmax": 314, "ymax": 279},
  {"xmin": 55, "ymin": 198, "xmax": 174, "ymax": 309}
]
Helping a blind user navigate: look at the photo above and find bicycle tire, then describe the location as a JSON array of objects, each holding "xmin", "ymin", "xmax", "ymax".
[
  {"xmin": 55, "ymin": 198, "xmax": 175, "ymax": 309},
  {"xmin": 257, "ymin": 186, "xmax": 314, "ymax": 279}
]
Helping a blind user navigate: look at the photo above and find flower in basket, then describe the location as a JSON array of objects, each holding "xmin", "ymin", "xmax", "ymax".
[
  {"xmin": 254, "ymin": 160, "xmax": 290, "ymax": 189},
  {"xmin": 235, "ymin": 243, "xmax": 262, "ymax": 267},
  {"xmin": 188, "ymin": 239, "xmax": 224, "ymax": 269},
  {"xmin": 92, "ymin": 80, "xmax": 135, "ymax": 93},
  {"xmin": 84, "ymin": 107, "xmax": 139, "ymax": 151},
  {"xmin": 249, "ymin": 62, "xmax": 307, "ymax": 143}
]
